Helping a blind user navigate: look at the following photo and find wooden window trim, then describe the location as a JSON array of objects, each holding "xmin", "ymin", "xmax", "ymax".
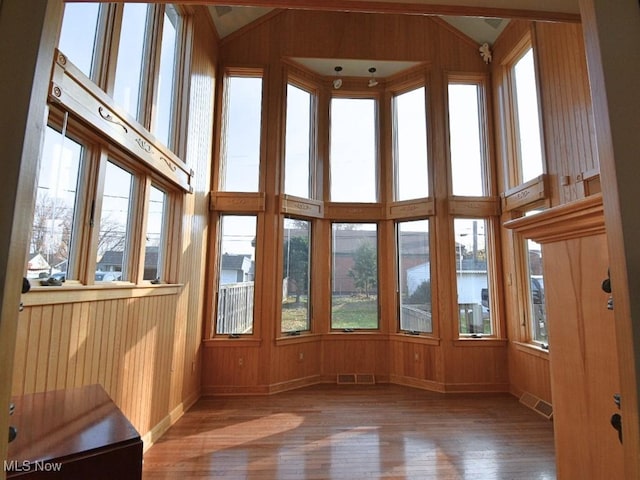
[{"xmin": 49, "ymin": 49, "xmax": 193, "ymax": 193}]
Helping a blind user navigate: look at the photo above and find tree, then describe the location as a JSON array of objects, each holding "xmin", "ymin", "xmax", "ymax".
[
  {"xmin": 283, "ymin": 235, "xmax": 309, "ymax": 304},
  {"xmin": 348, "ymin": 242, "xmax": 377, "ymax": 298}
]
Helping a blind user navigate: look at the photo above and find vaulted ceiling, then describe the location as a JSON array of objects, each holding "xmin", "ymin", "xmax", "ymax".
[{"xmin": 205, "ymin": 0, "xmax": 580, "ymax": 43}]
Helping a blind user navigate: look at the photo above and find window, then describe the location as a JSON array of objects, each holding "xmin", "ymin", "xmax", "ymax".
[
  {"xmin": 113, "ymin": 3, "xmax": 149, "ymax": 120},
  {"xmin": 448, "ymin": 82, "xmax": 485, "ymax": 196},
  {"xmin": 27, "ymin": 125, "xmax": 83, "ymax": 282},
  {"xmin": 284, "ymin": 83, "xmax": 313, "ymax": 198},
  {"xmin": 282, "ymin": 217, "xmax": 311, "ymax": 333},
  {"xmin": 220, "ymin": 75, "xmax": 263, "ymax": 192},
  {"xmin": 96, "ymin": 161, "xmax": 134, "ymax": 282},
  {"xmin": 152, "ymin": 5, "xmax": 180, "ymax": 145},
  {"xmin": 511, "ymin": 47, "xmax": 544, "ymax": 184},
  {"xmin": 143, "ymin": 185, "xmax": 168, "ymax": 281},
  {"xmin": 330, "ymin": 98, "xmax": 377, "ymax": 202},
  {"xmin": 393, "ymin": 86, "xmax": 428, "ymax": 201},
  {"xmin": 58, "ymin": 2, "xmax": 101, "ymax": 78},
  {"xmin": 216, "ymin": 215, "xmax": 257, "ymax": 335},
  {"xmin": 331, "ymin": 223, "xmax": 378, "ymax": 329},
  {"xmin": 454, "ymin": 218, "xmax": 493, "ymax": 336},
  {"xmin": 526, "ymin": 238, "xmax": 547, "ymax": 345},
  {"xmin": 397, "ymin": 220, "xmax": 432, "ymax": 333},
  {"xmin": 59, "ymin": 4, "xmax": 184, "ymax": 152}
]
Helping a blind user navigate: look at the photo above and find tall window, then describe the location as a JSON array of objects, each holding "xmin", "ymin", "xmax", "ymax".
[
  {"xmin": 282, "ymin": 218, "xmax": 311, "ymax": 333},
  {"xmin": 27, "ymin": 125, "xmax": 83, "ymax": 282},
  {"xmin": 58, "ymin": 2, "xmax": 101, "ymax": 78},
  {"xmin": 454, "ymin": 218, "xmax": 493, "ymax": 336},
  {"xmin": 216, "ymin": 215, "xmax": 257, "ymax": 335},
  {"xmin": 284, "ymin": 83, "xmax": 313, "ymax": 198},
  {"xmin": 330, "ymin": 98, "xmax": 377, "ymax": 202},
  {"xmin": 220, "ymin": 75, "xmax": 263, "ymax": 192},
  {"xmin": 397, "ymin": 220, "xmax": 432, "ymax": 333},
  {"xmin": 97, "ymin": 161, "xmax": 134, "ymax": 282},
  {"xmin": 331, "ymin": 223, "xmax": 378, "ymax": 329},
  {"xmin": 113, "ymin": 3, "xmax": 149, "ymax": 120},
  {"xmin": 512, "ymin": 47, "xmax": 544, "ymax": 184},
  {"xmin": 152, "ymin": 5, "xmax": 179, "ymax": 145},
  {"xmin": 448, "ymin": 82, "xmax": 485, "ymax": 196},
  {"xmin": 143, "ymin": 186, "xmax": 168, "ymax": 281},
  {"xmin": 526, "ymin": 238, "xmax": 547, "ymax": 346},
  {"xmin": 393, "ymin": 86, "xmax": 428, "ymax": 200}
]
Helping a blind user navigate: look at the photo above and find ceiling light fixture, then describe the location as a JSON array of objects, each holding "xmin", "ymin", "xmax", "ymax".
[
  {"xmin": 367, "ymin": 67, "xmax": 378, "ymax": 87},
  {"xmin": 333, "ymin": 66, "xmax": 343, "ymax": 89}
]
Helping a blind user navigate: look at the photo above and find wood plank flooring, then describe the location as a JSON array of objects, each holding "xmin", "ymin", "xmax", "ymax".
[{"xmin": 142, "ymin": 384, "xmax": 556, "ymax": 479}]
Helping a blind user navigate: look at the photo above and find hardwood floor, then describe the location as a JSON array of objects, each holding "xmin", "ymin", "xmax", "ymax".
[{"xmin": 142, "ymin": 384, "xmax": 556, "ymax": 479}]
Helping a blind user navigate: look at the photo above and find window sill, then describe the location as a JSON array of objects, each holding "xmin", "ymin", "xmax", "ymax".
[
  {"xmin": 322, "ymin": 332, "xmax": 389, "ymax": 341},
  {"xmin": 275, "ymin": 333, "xmax": 322, "ymax": 346},
  {"xmin": 453, "ymin": 337, "xmax": 508, "ymax": 347},
  {"xmin": 391, "ymin": 333, "xmax": 441, "ymax": 346},
  {"xmin": 203, "ymin": 337, "xmax": 262, "ymax": 348},
  {"xmin": 512, "ymin": 341, "xmax": 550, "ymax": 359},
  {"xmin": 21, "ymin": 283, "xmax": 182, "ymax": 307}
]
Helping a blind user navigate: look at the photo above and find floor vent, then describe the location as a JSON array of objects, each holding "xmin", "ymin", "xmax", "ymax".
[
  {"xmin": 520, "ymin": 392, "xmax": 553, "ymax": 420},
  {"xmin": 356, "ymin": 374, "xmax": 375, "ymax": 384},
  {"xmin": 337, "ymin": 374, "xmax": 375, "ymax": 385}
]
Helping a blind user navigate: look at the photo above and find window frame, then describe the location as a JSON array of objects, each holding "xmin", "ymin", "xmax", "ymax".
[
  {"xmin": 330, "ymin": 221, "xmax": 380, "ymax": 331},
  {"xmin": 395, "ymin": 218, "xmax": 434, "ymax": 336},
  {"xmin": 503, "ymin": 34, "xmax": 546, "ymax": 190},
  {"xmin": 26, "ymin": 106, "xmax": 182, "ymax": 290},
  {"xmin": 391, "ymin": 80, "xmax": 430, "ymax": 202},
  {"xmin": 329, "ymin": 92, "xmax": 381, "ymax": 204},
  {"xmin": 280, "ymin": 215, "xmax": 313, "ymax": 336},
  {"xmin": 446, "ymin": 74, "xmax": 491, "ymax": 198},
  {"xmin": 213, "ymin": 213, "xmax": 260, "ymax": 337},
  {"xmin": 57, "ymin": 3, "xmax": 187, "ymax": 154},
  {"xmin": 217, "ymin": 67, "xmax": 266, "ymax": 193},
  {"xmin": 452, "ymin": 216, "xmax": 502, "ymax": 339},
  {"xmin": 283, "ymin": 74, "xmax": 319, "ymax": 200}
]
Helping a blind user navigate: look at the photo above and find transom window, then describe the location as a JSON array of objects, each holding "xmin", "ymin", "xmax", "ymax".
[
  {"xmin": 511, "ymin": 46, "xmax": 544, "ymax": 184},
  {"xmin": 58, "ymin": 3, "xmax": 184, "ymax": 152},
  {"xmin": 220, "ymin": 74, "xmax": 263, "ymax": 192},
  {"xmin": 330, "ymin": 98, "xmax": 377, "ymax": 203},
  {"xmin": 393, "ymin": 86, "xmax": 429, "ymax": 201},
  {"xmin": 448, "ymin": 81, "xmax": 486, "ymax": 196},
  {"xmin": 284, "ymin": 82, "xmax": 314, "ymax": 199}
]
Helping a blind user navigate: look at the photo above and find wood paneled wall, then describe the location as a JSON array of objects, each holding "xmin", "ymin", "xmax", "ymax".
[
  {"xmin": 12, "ymin": 6, "xmax": 217, "ymax": 449},
  {"xmin": 203, "ymin": 9, "xmax": 512, "ymax": 396},
  {"xmin": 492, "ymin": 19, "xmax": 597, "ymax": 404}
]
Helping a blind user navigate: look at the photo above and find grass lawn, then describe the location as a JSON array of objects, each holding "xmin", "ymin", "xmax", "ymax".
[
  {"xmin": 282, "ymin": 297, "xmax": 309, "ymax": 332},
  {"xmin": 331, "ymin": 295, "xmax": 378, "ymax": 329}
]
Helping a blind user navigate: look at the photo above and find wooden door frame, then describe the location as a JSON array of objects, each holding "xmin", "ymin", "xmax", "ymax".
[{"xmin": 0, "ymin": 1, "xmax": 63, "ymax": 476}]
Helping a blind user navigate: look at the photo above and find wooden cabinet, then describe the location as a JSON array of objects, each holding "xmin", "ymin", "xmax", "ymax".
[
  {"xmin": 506, "ymin": 194, "xmax": 624, "ymax": 478},
  {"xmin": 7, "ymin": 385, "xmax": 142, "ymax": 480}
]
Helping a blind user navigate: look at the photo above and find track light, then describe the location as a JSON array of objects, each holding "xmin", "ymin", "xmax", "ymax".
[
  {"xmin": 333, "ymin": 66, "xmax": 343, "ymax": 89},
  {"xmin": 367, "ymin": 67, "xmax": 378, "ymax": 87}
]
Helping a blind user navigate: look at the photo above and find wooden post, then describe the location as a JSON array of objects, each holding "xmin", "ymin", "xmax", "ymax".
[
  {"xmin": 0, "ymin": 1, "xmax": 63, "ymax": 476},
  {"xmin": 579, "ymin": 0, "xmax": 640, "ymax": 477}
]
